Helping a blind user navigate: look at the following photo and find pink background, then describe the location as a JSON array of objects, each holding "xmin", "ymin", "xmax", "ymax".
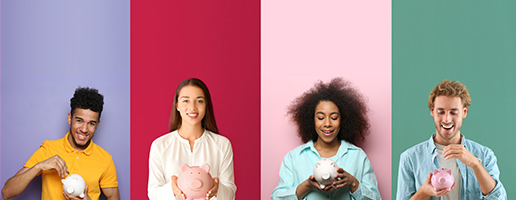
[{"xmin": 261, "ymin": 0, "xmax": 392, "ymax": 199}]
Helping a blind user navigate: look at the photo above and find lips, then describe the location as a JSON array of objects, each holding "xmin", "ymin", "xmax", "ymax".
[
  {"xmin": 187, "ymin": 113, "xmax": 199, "ymax": 118},
  {"xmin": 441, "ymin": 124, "xmax": 454, "ymax": 131},
  {"xmin": 322, "ymin": 130, "xmax": 334, "ymax": 136},
  {"xmin": 76, "ymin": 133, "xmax": 89, "ymax": 141}
]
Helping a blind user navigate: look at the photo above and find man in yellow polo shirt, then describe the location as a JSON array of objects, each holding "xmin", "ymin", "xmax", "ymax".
[{"xmin": 2, "ymin": 87, "xmax": 120, "ymax": 200}]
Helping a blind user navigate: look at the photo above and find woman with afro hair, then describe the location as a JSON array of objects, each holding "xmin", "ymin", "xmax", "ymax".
[{"xmin": 272, "ymin": 78, "xmax": 381, "ymax": 200}]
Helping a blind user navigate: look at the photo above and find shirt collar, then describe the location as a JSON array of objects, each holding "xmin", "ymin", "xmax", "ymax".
[
  {"xmin": 63, "ymin": 132, "xmax": 94, "ymax": 156},
  {"xmin": 428, "ymin": 133, "xmax": 466, "ymax": 153},
  {"xmin": 174, "ymin": 129, "xmax": 208, "ymax": 143},
  {"xmin": 300, "ymin": 140, "xmax": 352, "ymax": 159}
]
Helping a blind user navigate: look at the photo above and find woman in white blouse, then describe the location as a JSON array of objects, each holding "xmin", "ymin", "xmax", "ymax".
[{"xmin": 148, "ymin": 78, "xmax": 236, "ymax": 200}]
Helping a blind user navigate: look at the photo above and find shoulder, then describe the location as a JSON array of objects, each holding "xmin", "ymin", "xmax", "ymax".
[
  {"xmin": 204, "ymin": 130, "xmax": 232, "ymax": 147},
  {"xmin": 40, "ymin": 137, "xmax": 65, "ymax": 150},
  {"xmin": 150, "ymin": 131, "xmax": 176, "ymax": 149},
  {"xmin": 463, "ymin": 138, "xmax": 495, "ymax": 156},
  {"xmin": 282, "ymin": 143, "xmax": 310, "ymax": 161},
  {"xmin": 400, "ymin": 140, "xmax": 429, "ymax": 158},
  {"xmin": 91, "ymin": 142, "xmax": 114, "ymax": 160}
]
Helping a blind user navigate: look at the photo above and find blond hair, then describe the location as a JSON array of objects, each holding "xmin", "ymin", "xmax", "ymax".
[{"xmin": 428, "ymin": 80, "xmax": 471, "ymax": 110}]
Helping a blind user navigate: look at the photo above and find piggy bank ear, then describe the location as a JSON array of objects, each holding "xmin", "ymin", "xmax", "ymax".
[
  {"xmin": 181, "ymin": 164, "xmax": 190, "ymax": 172},
  {"xmin": 201, "ymin": 163, "xmax": 210, "ymax": 172},
  {"xmin": 433, "ymin": 169, "xmax": 439, "ymax": 175}
]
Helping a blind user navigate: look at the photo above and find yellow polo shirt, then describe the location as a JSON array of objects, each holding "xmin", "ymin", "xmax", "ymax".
[{"xmin": 24, "ymin": 132, "xmax": 118, "ymax": 200}]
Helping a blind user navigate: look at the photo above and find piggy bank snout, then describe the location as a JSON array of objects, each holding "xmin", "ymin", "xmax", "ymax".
[
  {"xmin": 321, "ymin": 172, "xmax": 331, "ymax": 180},
  {"xmin": 190, "ymin": 179, "xmax": 203, "ymax": 189},
  {"xmin": 439, "ymin": 177, "xmax": 447, "ymax": 184}
]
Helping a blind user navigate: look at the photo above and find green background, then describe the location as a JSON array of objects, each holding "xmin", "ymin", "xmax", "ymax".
[{"xmin": 392, "ymin": 1, "xmax": 516, "ymax": 199}]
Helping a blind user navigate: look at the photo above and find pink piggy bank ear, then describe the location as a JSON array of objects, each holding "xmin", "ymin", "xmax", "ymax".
[
  {"xmin": 200, "ymin": 163, "xmax": 210, "ymax": 172},
  {"xmin": 181, "ymin": 164, "xmax": 191, "ymax": 172},
  {"xmin": 433, "ymin": 169, "xmax": 439, "ymax": 175}
]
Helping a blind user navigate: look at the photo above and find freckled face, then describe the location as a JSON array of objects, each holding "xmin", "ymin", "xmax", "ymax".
[
  {"xmin": 314, "ymin": 101, "xmax": 341, "ymax": 144},
  {"xmin": 431, "ymin": 96, "xmax": 467, "ymax": 145},
  {"xmin": 176, "ymin": 85, "xmax": 206, "ymax": 127},
  {"xmin": 67, "ymin": 108, "xmax": 100, "ymax": 150}
]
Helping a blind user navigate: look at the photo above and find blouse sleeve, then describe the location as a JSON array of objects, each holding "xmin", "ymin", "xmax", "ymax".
[
  {"xmin": 215, "ymin": 140, "xmax": 237, "ymax": 199},
  {"xmin": 271, "ymin": 152, "xmax": 299, "ymax": 200},
  {"xmin": 147, "ymin": 141, "xmax": 175, "ymax": 200},
  {"xmin": 350, "ymin": 151, "xmax": 381, "ymax": 200}
]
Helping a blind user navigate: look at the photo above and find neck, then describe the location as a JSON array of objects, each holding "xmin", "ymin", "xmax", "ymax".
[
  {"xmin": 314, "ymin": 139, "xmax": 340, "ymax": 158},
  {"xmin": 178, "ymin": 123, "xmax": 204, "ymax": 142},
  {"xmin": 434, "ymin": 132, "xmax": 462, "ymax": 146}
]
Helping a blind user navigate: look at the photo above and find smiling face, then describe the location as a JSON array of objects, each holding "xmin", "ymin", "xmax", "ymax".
[
  {"xmin": 314, "ymin": 101, "xmax": 341, "ymax": 144},
  {"xmin": 176, "ymin": 85, "xmax": 206, "ymax": 128},
  {"xmin": 67, "ymin": 108, "xmax": 100, "ymax": 150},
  {"xmin": 430, "ymin": 95, "xmax": 468, "ymax": 145}
]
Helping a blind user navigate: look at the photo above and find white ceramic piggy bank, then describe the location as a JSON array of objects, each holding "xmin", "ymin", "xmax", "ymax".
[
  {"xmin": 313, "ymin": 158, "xmax": 338, "ymax": 189},
  {"xmin": 177, "ymin": 163, "xmax": 214, "ymax": 200},
  {"xmin": 62, "ymin": 174, "xmax": 85, "ymax": 198},
  {"xmin": 431, "ymin": 168, "xmax": 454, "ymax": 191}
]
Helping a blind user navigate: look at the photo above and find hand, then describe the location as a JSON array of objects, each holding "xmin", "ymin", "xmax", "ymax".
[
  {"xmin": 62, "ymin": 185, "xmax": 91, "ymax": 200},
  {"xmin": 443, "ymin": 144, "xmax": 480, "ymax": 168},
  {"xmin": 416, "ymin": 173, "xmax": 454, "ymax": 198},
  {"xmin": 206, "ymin": 177, "xmax": 219, "ymax": 199},
  {"xmin": 328, "ymin": 168, "xmax": 359, "ymax": 192},
  {"xmin": 171, "ymin": 176, "xmax": 186, "ymax": 199},
  {"xmin": 36, "ymin": 154, "xmax": 68, "ymax": 177}
]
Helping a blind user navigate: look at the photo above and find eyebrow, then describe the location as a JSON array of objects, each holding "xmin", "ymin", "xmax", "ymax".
[
  {"xmin": 316, "ymin": 112, "xmax": 340, "ymax": 115},
  {"xmin": 436, "ymin": 108, "xmax": 460, "ymax": 111},
  {"xmin": 74, "ymin": 116, "xmax": 98, "ymax": 124},
  {"xmin": 180, "ymin": 96, "xmax": 205, "ymax": 99}
]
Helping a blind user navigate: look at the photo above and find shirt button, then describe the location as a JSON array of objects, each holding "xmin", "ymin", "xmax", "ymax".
[{"xmin": 77, "ymin": 157, "xmax": 79, "ymax": 159}]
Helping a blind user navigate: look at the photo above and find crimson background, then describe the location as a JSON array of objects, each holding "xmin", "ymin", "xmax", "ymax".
[{"xmin": 131, "ymin": 0, "xmax": 260, "ymax": 199}]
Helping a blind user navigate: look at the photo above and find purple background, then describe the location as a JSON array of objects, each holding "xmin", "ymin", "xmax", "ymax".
[{"xmin": 0, "ymin": 1, "xmax": 130, "ymax": 199}]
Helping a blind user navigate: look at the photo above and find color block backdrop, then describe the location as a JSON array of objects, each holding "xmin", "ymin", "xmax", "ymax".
[
  {"xmin": 131, "ymin": 0, "xmax": 260, "ymax": 199},
  {"xmin": 261, "ymin": 0, "xmax": 392, "ymax": 199},
  {"xmin": 0, "ymin": 0, "xmax": 130, "ymax": 199},
  {"xmin": 392, "ymin": 1, "xmax": 516, "ymax": 199}
]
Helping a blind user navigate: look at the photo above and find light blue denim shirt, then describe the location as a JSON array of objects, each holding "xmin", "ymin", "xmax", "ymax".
[
  {"xmin": 396, "ymin": 134, "xmax": 507, "ymax": 200},
  {"xmin": 272, "ymin": 140, "xmax": 381, "ymax": 200}
]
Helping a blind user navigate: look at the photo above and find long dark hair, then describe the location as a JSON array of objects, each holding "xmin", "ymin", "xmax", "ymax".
[{"xmin": 169, "ymin": 78, "xmax": 219, "ymax": 133}]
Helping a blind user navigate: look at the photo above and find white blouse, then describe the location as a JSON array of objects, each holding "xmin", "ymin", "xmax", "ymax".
[{"xmin": 148, "ymin": 130, "xmax": 236, "ymax": 200}]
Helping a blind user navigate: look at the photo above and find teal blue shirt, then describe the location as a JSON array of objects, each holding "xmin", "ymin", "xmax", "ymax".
[
  {"xmin": 396, "ymin": 134, "xmax": 507, "ymax": 200},
  {"xmin": 272, "ymin": 140, "xmax": 381, "ymax": 200}
]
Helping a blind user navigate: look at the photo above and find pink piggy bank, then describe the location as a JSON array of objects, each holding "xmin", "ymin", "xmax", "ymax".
[
  {"xmin": 431, "ymin": 168, "xmax": 454, "ymax": 191},
  {"xmin": 177, "ymin": 163, "xmax": 214, "ymax": 200}
]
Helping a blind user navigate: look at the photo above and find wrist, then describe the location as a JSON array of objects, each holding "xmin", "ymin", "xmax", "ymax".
[{"xmin": 350, "ymin": 179, "xmax": 359, "ymax": 193}]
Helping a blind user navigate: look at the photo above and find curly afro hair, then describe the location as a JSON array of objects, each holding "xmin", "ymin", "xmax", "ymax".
[
  {"xmin": 70, "ymin": 87, "xmax": 104, "ymax": 119},
  {"xmin": 288, "ymin": 78, "xmax": 369, "ymax": 145}
]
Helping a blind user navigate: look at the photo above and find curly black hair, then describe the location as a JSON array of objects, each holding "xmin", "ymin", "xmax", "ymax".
[
  {"xmin": 288, "ymin": 78, "xmax": 369, "ymax": 145},
  {"xmin": 70, "ymin": 87, "xmax": 104, "ymax": 119}
]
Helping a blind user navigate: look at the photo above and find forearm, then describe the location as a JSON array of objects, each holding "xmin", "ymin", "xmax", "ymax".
[
  {"xmin": 2, "ymin": 167, "xmax": 41, "ymax": 199},
  {"xmin": 295, "ymin": 180, "xmax": 310, "ymax": 200},
  {"xmin": 408, "ymin": 191, "xmax": 430, "ymax": 200},
  {"xmin": 471, "ymin": 162, "xmax": 496, "ymax": 195}
]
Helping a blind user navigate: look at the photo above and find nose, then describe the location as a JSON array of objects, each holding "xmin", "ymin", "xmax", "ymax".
[
  {"xmin": 444, "ymin": 113, "xmax": 452, "ymax": 123},
  {"xmin": 323, "ymin": 118, "xmax": 331, "ymax": 127},
  {"xmin": 190, "ymin": 179, "xmax": 203, "ymax": 189},
  {"xmin": 80, "ymin": 123, "xmax": 88, "ymax": 132}
]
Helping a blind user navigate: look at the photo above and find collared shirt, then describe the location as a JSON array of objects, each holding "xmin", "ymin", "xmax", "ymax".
[
  {"xmin": 24, "ymin": 132, "xmax": 119, "ymax": 200},
  {"xmin": 396, "ymin": 134, "xmax": 507, "ymax": 200},
  {"xmin": 148, "ymin": 130, "xmax": 236, "ymax": 200},
  {"xmin": 272, "ymin": 140, "xmax": 381, "ymax": 200}
]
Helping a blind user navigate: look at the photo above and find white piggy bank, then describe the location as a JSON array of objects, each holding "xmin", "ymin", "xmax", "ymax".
[
  {"xmin": 313, "ymin": 158, "xmax": 338, "ymax": 189},
  {"xmin": 62, "ymin": 174, "xmax": 85, "ymax": 198}
]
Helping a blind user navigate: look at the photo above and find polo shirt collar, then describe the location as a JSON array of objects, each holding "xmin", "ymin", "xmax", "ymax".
[{"xmin": 64, "ymin": 132, "xmax": 94, "ymax": 156}]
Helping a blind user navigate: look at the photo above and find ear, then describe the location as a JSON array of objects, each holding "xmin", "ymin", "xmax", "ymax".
[
  {"xmin": 430, "ymin": 107, "xmax": 435, "ymax": 118},
  {"xmin": 181, "ymin": 164, "xmax": 190, "ymax": 172},
  {"xmin": 201, "ymin": 163, "xmax": 210, "ymax": 172},
  {"xmin": 463, "ymin": 106, "xmax": 468, "ymax": 119},
  {"xmin": 67, "ymin": 113, "xmax": 72, "ymax": 125}
]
